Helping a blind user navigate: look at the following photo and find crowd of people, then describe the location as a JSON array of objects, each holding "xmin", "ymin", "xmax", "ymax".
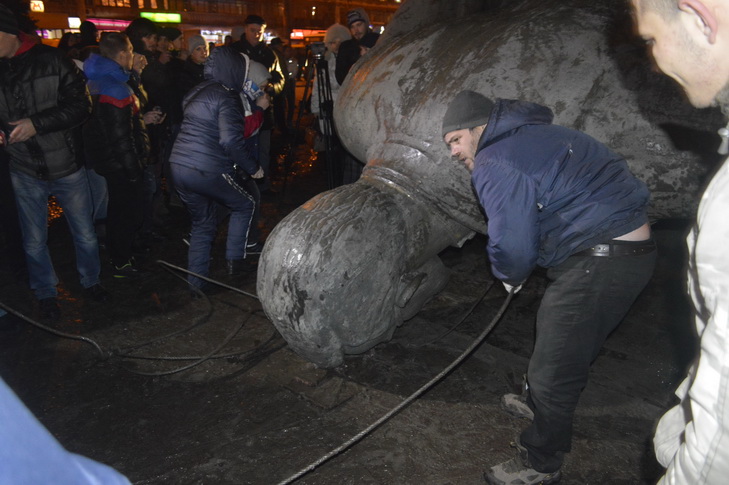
[
  {"xmin": 2, "ymin": 1, "xmax": 729, "ymax": 484},
  {"xmin": 0, "ymin": 5, "xmax": 380, "ymax": 483},
  {"xmin": 0, "ymin": 7, "xmax": 378, "ymax": 320}
]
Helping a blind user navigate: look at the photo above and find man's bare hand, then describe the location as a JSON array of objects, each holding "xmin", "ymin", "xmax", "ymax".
[
  {"xmin": 8, "ymin": 119, "xmax": 37, "ymax": 144},
  {"xmin": 251, "ymin": 167, "xmax": 265, "ymax": 179},
  {"xmin": 143, "ymin": 109, "xmax": 166, "ymax": 125},
  {"xmin": 132, "ymin": 53, "xmax": 147, "ymax": 74},
  {"xmin": 256, "ymin": 93, "xmax": 271, "ymax": 111}
]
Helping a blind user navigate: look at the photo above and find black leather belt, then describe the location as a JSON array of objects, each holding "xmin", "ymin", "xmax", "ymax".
[{"xmin": 574, "ymin": 240, "xmax": 656, "ymax": 258}]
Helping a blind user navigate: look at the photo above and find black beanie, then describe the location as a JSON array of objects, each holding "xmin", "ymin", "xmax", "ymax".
[
  {"xmin": 0, "ymin": 4, "xmax": 20, "ymax": 36},
  {"xmin": 442, "ymin": 90, "xmax": 494, "ymax": 138},
  {"xmin": 160, "ymin": 27, "xmax": 182, "ymax": 41},
  {"xmin": 244, "ymin": 15, "xmax": 265, "ymax": 26}
]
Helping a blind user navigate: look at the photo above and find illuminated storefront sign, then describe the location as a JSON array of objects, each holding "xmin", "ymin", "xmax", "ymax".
[
  {"xmin": 30, "ymin": 1, "xmax": 44, "ymax": 13},
  {"xmin": 290, "ymin": 29, "xmax": 327, "ymax": 40},
  {"xmin": 86, "ymin": 17, "xmax": 132, "ymax": 31},
  {"xmin": 140, "ymin": 12, "xmax": 181, "ymax": 23}
]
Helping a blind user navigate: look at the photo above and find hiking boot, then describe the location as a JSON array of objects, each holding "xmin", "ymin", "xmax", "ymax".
[
  {"xmin": 39, "ymin": 297, "xmax": 61, "ymax": 321},
  {"xmin": 501, "ymin": 393, "xmax": 534, "ymax": 420},
  {"xmin": 502, "ymin": 373, "xmax": 534, "ymax": 420},
  {"xmin": 484, "ymin": 441, "xmax": 561, "ymax": 485},
  {"xmin": 85, "ymin": 283, "xmax": 111, "ymax": 302}
]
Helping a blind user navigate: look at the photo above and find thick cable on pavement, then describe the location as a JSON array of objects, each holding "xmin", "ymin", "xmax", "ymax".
[{"xmin": 276, "ymin": 283, "xmax": 515, "ymax": 485}]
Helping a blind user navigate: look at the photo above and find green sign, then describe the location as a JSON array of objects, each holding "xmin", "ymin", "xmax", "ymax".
[{"xmin": 140, "ymin": 12, "xmax": 181, "ymax": 23}]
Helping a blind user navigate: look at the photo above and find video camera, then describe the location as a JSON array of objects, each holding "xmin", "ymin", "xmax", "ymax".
[{"xmin": 308, "ymin": 41, "xmax": 326, "ymax": 59}]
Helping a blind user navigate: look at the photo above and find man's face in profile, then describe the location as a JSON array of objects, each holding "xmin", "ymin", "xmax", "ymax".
[{"xmin": 444, "ymin": 127, "xmax": 484, "ymax": 173}]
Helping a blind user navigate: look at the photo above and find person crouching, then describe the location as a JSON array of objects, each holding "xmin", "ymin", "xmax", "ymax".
[{"xmin": 169, "ymin": 46, "xmax": 264, "ymax": 291}]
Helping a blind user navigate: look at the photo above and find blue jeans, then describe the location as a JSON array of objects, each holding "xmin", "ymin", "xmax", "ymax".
[
  {"xmin": 172, "ymin": 164, "xmax": 258, "ymax": 289},
  {"xmin": 520, "ymin": 242, "xmax": 656, "ymax": 473},
  {"xmin": 10, "ymin": 169, "xmax": 101, "ymax": 300}
]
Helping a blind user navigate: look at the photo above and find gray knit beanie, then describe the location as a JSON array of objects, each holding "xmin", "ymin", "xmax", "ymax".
[
  {"xmin": 187, "ymin": 35, "xmax": 206, "ymax": 54},
  {"xmin": 442, "ymin": 90, "xmax": 494, "ymax": 137},
  {"xmin": 347, "ymin": 8, "xmax": 370, "ymax": 28},
  {"xmin": 247, "ymin": 60, "xmax": 271, "ymax": 87}
]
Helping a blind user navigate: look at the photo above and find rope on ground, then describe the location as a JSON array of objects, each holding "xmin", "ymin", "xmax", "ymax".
[
  {"xmin": 114, "ymin": 269, "xmax": 215, "ymax": 354},
  {"xmin": 414, "ymin": 279, "xmax": 496, "ymax": 347},
  {"xmin": 121, "ymin": 312, "xmax": 254, "ymax": 376},
  {"xmin": 276, "ymin": 285, "xmax": 516, "ymax": 485},
  {"xmin": 0, "ymin": 301, "xmax": 107, "ymax": 359},
  {"xmin": 119, "ymin": 323, "xmax": 278, "ymax": 362},
  {"xmin": 155, "ymin": 259, "xmax": 260, "ymax": 300},
  {"xmin": 0, "ymin": 259, "xmax": 266, "ymax": 376}
]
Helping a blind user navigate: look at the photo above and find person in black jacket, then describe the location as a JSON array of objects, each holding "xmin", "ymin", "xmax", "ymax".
[
  {"xmin": 124, "ymin": 18, "xmax": 168, "ymax": 247},
  {"xmin": 231, "ymin": 15, "xmax": 285, "ymax": 193},
  {"xmin": 176, "ymin": 35, "xmax": 208, "ymax": 99},
  {"xmin": 0, "ymin": 5, "xmax": 108, "ymax": 319},
  {"xmin": 334, "ymin": 8, "xmax": 380, "ymax": 85},
  {"xmin": 76, "ymin": 20, "xmax": 99, "ymax": 50},
  {"xmin": 83, "ymin": 33, "xmax": 150, "ymax": 278}
]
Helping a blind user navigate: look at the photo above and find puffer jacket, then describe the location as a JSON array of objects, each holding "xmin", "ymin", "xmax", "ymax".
[
  {"xmin": 169, "ymin": 46, "xmax": 259, "ymax": 176},
  {"xmin": 472, "ymin": 99, "xmax": 650, "ymax": 284},
  {"xmin": 0, "ymin": 34, "xmax": 91, "ymax": 180},
  {"xmin": 82, "ymin": 54, "xmax": 150, "ymax": 180}
]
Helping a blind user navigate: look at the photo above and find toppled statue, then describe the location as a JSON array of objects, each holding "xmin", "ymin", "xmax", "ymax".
[{"xmin": 258, "ymin": 0, "xmax": 723, "ymax": 367}]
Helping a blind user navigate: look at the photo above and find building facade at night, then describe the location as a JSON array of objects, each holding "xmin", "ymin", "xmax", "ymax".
[{"xmin": 28, "ymin": 0, "xmax": 402, "ymax": 44}]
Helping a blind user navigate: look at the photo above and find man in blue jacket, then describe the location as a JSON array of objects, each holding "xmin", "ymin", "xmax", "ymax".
[
  {"xmin": 83, "ymin": 33, "xmax": 150, "ymax": 278},
  {"xmin": 442, "ymin": 91, "xmax": 656, "ymax": 485}
]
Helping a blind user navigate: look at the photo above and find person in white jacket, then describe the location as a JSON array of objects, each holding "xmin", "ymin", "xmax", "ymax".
[
  {"xmin": 310, "ymin": 23, "xmax": 360, "ymax": 186},
  {"xmin": 632, "ymin": 0, "xmax": 729, "ymax": 483},
  {"xmin": 310, "ymin": 23, "xmax": 351, "ymax": 131}
]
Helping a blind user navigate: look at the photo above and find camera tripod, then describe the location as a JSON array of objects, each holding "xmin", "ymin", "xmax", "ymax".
[{"xmin": 283, "ymin": 42, "xmax": 340, "ymax": 192}]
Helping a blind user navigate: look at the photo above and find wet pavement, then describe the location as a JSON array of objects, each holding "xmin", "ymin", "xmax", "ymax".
[{"xmin": 0, "ymin": 118, "xmax": 697, "ymax": 484}]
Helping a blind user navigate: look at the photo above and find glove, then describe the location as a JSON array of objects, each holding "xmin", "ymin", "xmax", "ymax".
[{"xmin": 503, "ymin": 282, "xmax": 523, "ymax": 295}]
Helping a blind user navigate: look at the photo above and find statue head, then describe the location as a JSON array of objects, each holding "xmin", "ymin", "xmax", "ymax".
[{"xmin": 257, "ymin": 181, "xmax": 449, "ymax": 367}]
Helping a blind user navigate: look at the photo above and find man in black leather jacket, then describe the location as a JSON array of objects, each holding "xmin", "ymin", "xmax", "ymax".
[{"xmin": 0, "ymin": 5, "xmax": 107, "ymax": 319}]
